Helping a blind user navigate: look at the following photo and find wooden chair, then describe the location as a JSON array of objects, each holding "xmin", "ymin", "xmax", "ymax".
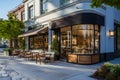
[
  {"xmin": 18, "ymin": 50, "xmax": 26, "ymax": 58},
  {"xmin": 35, "ymin": 51, "xmax": 55, "ymax": 64},
  {"xmin": 24, "ymin": 52, "xmax": 33, "ymax": 61},
  {"xmin": 10, "ymin": 50, "xmax": 21, "ymax": 58},
  {"xmin": 44, "ymin": 54, "xmax": 52, "ymax": 63}
]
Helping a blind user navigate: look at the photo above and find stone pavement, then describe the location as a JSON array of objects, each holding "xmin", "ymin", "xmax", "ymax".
[
  {"xmin": 0, "ymin": 53, "xmax": 120, "ymax": 80},
  {"xmin": 0, "ymin": 58, "xmax": 30, "ymax": 80}
]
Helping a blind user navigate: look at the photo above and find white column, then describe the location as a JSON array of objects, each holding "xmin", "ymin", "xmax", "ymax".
[
  {"xmin": 25, "ymin": 22, "xmax": 29, "ymax": 51},
  {"xmin": 48, "ymin": 28, "xmax": 52, "ymax": 51},
  {"xmin": 25, "ymin": 3, "xmax": 28, "ymax": 21}
]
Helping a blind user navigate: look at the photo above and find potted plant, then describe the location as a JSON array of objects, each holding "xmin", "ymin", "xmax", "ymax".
[
  {"xmin": 4, "ymin": 48, "xmax": 10, "ymax": 56},
  {"xmin": 51, "ymin": 38, "xmax": 60, "ymax": 60}
]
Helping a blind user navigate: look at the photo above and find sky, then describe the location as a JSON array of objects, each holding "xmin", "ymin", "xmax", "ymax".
[{"xmin": 0, "ymin": 0, "xmax": 22, "ymax": 19}]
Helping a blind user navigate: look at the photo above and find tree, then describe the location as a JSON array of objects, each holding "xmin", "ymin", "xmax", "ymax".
[
  {"xmin": 0, "ymin": 13, "xmax": 24, "ymax": 48},
  {"xmin": 91, "ymin": 0, "xmax": 120, "ymax": 9}
]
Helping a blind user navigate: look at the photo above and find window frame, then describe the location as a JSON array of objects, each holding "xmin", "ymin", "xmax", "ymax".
[
  {"xmin": 21, "ymin": 10, "xmax": 25, "ymax": 21},
  {"xmin": 60, "ymin": 0, "xmax": 71, "ymax": 6},
  {"xmin": 41, "ymin": 0, "xmax": 48, "ymax": 14},
  {"xmin": 28, "ymin": 5, "xmax": 34, "ymax": 19}
]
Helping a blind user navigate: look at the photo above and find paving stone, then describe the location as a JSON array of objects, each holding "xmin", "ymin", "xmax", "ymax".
[
  {"xmin": 12, "ymin": 75, "xmax": 23, "ymax": 80},
  {"xmin": 0, "ymin": 77, "xmax": 11, "ymax": 80},
  {"xmin": 21, "ymin": 77, "xmax": 29, "ymax": 80},
  {"xmin": 1, "ymin": 73, "xmax": 9, "ymax": 77},
  {"xmin": 0, "ymin": 70, "xmax": 6, "ymax": 74},
  {"xmin": 10, "ymin": 72, "xmax": 19, "ymax": 77},
  {"xmin": 0, "ymin": 63, "xmax": 29, "ymax": 80}
]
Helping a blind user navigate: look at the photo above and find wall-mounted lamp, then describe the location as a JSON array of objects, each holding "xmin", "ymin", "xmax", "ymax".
[
  {"xmin": 52, "ymin": 35, "xmax": 56, "ymax": 39},
  {"xmin": 108, "ymin": 30, "xmax": 114, "ymax": 37}
]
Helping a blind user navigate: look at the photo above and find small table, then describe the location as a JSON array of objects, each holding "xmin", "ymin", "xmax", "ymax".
[{"xmin": 35, "ymin": 53, "xmax": 52, "ymax": 64}]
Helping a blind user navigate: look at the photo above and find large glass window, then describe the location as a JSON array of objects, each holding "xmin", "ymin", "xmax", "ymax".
[
  {"xmin": 60, "ymin": 0, "xmax": 71, "ymax": 5},
  {"xmin": 29, "ymin": 35, "xmax": 48, "ymax": 50},
  {"xmin": 28, "ymin": 6, "xmax": 34, "ymax": 19},
  {"xmin": 41, "ymin": 0, "xmax": 48, "ymax": 14},
  {"xmin": 115, "ymin": 23, "xmax": 120, "ymax": 52},
  {"xmin": 60, "ymin": 24, "xmax": 100, "ymax": 56},
  {"xmin": 72, "ymin": 24, "xmax": 100, "ymax": 54},
  {"xmin": 60, "ymin": 0, "xmax": 77, "ymax": 6}
]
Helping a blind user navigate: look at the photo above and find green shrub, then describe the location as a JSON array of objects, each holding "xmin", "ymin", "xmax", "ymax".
[
  {"xmin": 110, "ymin": 64, "xmax": 120, "ymax": 76},
  {"xmin": 4, "ymin": 48, "xmax": 10, "ymax": 52},
  {"xmin": 92, "ymin": 62, "xmax": 120, "ymax": 80}
]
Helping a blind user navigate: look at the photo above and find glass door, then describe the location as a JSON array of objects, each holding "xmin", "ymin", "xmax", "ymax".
[{"xmin": 61, "ymin": 27, "xmax": 71, "ymax": 58}]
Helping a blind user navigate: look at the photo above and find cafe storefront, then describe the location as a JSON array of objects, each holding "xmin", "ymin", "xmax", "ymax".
[
  {"xmin": 51, "ymin": 12, "xmax": 104, "ymax": 64},
  {"xmin": 18, "ymin": 24, "xmax": 48, "ymax": 51}
]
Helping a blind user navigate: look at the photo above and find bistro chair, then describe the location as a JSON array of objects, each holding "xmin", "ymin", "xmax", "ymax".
[
  {"xmin": 35, "ymin": 53, "xmax": 45, "ymax": 64},
  {"xmin": 24, "ymin": 51, "xmax": 33, "ymax": 61},
  {"xmin": 10, "ymin": 49, "xmax": 20, "ymax": 58}
]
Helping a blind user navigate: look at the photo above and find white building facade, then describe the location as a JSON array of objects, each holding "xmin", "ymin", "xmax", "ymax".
[{"xmin": 20, "ymin": 0, "xmax": 120, "ymax": 64}]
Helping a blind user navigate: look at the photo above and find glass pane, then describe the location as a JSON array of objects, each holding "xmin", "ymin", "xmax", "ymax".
[
  {"xmin": 116, "ymin": 25, "xmax": 120, "ymax": 51},
  {"xmin": 41, "ymin": 0, "xmax": 48, "ymax": 13},
  {"xmin": 117, "ymin": 37, "xmax": 120, "ymax": 50},
  {"xmin": 29, "ymin": 35, "xmax": 48, "ymax": 50},
  {"xmin": 72, "ymin": 24, "xmax": 99, "ymax": 54},
  {"xmin": 61, "ymin": 27, "xmax": 71, "ymax": 58},
  {"xmin": 95, "ymin": 25, "xmax": 99, "ymax": 30},
  {"xmin": 95, "ymin": 31, "xmax": 99, "ymax": 49},
  {"xmin": 30, "ymin": 37, "xmax": 34, "ymax": 49},
  {"xmin": 28, "ymin": 6, "xmax": 33, "ymax": 19},
  {"xmin": 117, "ymin": 27, "xmax": 120, "ymax": 37},
  {"xmin": 60, "ymin": 0, "xmax": 71, "ymax": 5}
]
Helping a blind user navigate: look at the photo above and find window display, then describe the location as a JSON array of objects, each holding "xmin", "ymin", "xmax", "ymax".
[
  {"xmin": 60, "ymin": 24, "xmax": 100, "ymax": 56},
  {"xmin": 72, "ymin": 24, "xmax": 100, "ymax": 54},
  {"xmin": 29, "ymin": 34, "xmax": 48, "ymax": 50}
]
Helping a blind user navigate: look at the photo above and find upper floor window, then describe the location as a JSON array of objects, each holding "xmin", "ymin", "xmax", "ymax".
[
  {"xmin": 60, "ymin": 0, "xmax": 71, "ymax": 5},
  {"xmin": 28, "ymin": 5, "xmax": 34, "ymax": 19},
  {"xmin": 41, "ymin": 0, "xmax": 48, "ymax": 14},
  {"xmin": 21, "ymin": 11, "xmax": 25, "ymax": 21},
  {"xmin": 115, "ymin": 23, "xmax": 120, "ymax": 52},
  {"xmin": 16, "ymin": 13, "xmax": 19, "ymax": 19}
]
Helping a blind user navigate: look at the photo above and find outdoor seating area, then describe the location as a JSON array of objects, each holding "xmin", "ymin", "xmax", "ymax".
[{"xmin": 9, "ymin": 49, "xmax": 55, "ymax": 64}]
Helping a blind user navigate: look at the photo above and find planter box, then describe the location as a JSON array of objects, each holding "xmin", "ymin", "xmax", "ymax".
[
  {"xmin": 4, "ymin": 51, "xmax": 9, "ymax": 56},
  {"xmin": 67, "ymin": 54, "xmax": 100, "ymax": 64}
]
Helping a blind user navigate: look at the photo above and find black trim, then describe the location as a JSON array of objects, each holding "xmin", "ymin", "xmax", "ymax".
[{"xmin": 51, "ymin": 13, "xmax": 104, "ymax": 29}]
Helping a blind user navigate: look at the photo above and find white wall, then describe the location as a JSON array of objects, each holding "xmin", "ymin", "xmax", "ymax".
[{"xmin": 36, "ymin": 2, "xmax": 106, "ymax": 23}]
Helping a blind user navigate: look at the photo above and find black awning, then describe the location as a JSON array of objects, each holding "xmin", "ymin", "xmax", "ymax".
[
  {"xmin": 51, "ymin": 13, "xmax": 105, "ymax": 29},
  {"xmin": 18, "ymin": 27, "xmax": 48, "ymax": 37}
]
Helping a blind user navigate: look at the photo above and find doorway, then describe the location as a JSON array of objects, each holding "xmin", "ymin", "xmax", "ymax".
[{"xmin": 60, "ymin": 27, "xmax": 71, "ymax": 58}]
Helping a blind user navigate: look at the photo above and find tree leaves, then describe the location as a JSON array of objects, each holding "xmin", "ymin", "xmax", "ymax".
[
  {"xmin": 0, "ymin": 18, "xmax": 24, "ymax": 39},
  {"xmin": 91, "ymin": 0, "xmax": 120, "ymax": 9}
]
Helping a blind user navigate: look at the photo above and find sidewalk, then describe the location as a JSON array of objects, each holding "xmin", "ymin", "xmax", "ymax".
[{"xmin": 0, "ymin": 53, "xmax": 120, "ymax": 80}]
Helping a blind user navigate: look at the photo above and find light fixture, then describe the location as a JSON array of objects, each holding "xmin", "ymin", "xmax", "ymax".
[
  {"xmin": 108, "ymin": 30, "xmax": 114, "ymax": 37},
  {"xmin": 52, "ymin": 35, "xmax": 56, "ymax": 39}
]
